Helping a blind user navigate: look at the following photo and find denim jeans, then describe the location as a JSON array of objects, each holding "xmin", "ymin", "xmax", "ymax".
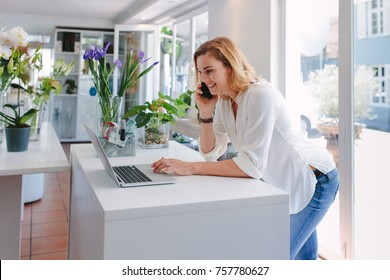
[{"xmin": 290, "ymin": 168, "xmax": 339, "ymax": 260}]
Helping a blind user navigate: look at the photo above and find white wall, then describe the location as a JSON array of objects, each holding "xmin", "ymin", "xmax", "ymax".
[{"xmin": 208, "ymin": 0, "xmax": 279, "ymax": 84}]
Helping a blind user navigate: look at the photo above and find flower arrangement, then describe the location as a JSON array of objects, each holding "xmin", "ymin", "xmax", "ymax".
[
  {"xmin": 0, "ymin": 26, "xmax": 42, "ymax": 127},
  {"xmin": 83, "ymin": 42, "xmax": 159, "ymax": 124},
  {"xmin": 0, "ymin": 26, "xmax": 74, "ymax": 129}
]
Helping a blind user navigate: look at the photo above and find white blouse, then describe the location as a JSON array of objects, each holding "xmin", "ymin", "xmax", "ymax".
[{"xmin": 199, "ymin": 79, "xmax": 335, "ymax": 214}]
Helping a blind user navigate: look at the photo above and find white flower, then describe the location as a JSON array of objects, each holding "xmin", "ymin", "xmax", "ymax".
[
  {"xmin": 8, "ymin": 26, "xmax": 29, "ymax": 48},
  {"xmin": 0, "ymin": 44, "xmax": 12, "ymax": 59},
  {"xmin": 0, "ymin": 26, "xmax": 28, "ymax": 48},
  {"xmin": 0, "ymin": 30, "xmax": 12, "ymax": 46}
]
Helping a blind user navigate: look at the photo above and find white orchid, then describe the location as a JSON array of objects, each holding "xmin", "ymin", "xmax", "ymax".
[
  {"xmin": 0, "ymin": 26, "xmax": 28, "ymax": 48},
  {"xmin": 0, "ymin": 44, "xmax": 12, "ymax": 60}
]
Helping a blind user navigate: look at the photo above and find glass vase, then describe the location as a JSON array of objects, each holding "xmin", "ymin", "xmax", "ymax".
[
  {"xmin": 96, "ymin": 96, "xmax": 136, "ymax": 157},
  {"xmin": 138, "ymin": 121, "xmax": 170, "ymax": 149},
  {"xmin": 0, "ymin": 89, "xmax": 7, "ymax": 143},
  {"xmin": 26, "ymin": 96, "xmax": 47, "ymax": 141}
]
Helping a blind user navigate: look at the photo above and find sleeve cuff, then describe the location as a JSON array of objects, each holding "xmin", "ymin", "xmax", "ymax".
[
  {"xmin": 198, "ymin": 138, "xmax": 221, "ymax": 161},
  {"xmin": 233, "ymin": 154, "xmax": 263, "ymax": 179}
]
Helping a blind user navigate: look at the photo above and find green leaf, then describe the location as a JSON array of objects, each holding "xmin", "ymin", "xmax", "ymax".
[
  {"xmin": 123, "ymin": 105, "xmax": 148, "ymax": 118},
  {"xmin": 135, "ymin": 112, "xmax": 151, "ymax": 128},
  {"xmin": 19, "ymin": 108, "xmax": 39, "ymax": 124}
]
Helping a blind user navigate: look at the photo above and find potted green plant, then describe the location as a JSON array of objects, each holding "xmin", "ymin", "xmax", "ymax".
[{"xmin": 123, "ymin": 92, "xmax": 189, "ymax": 148}]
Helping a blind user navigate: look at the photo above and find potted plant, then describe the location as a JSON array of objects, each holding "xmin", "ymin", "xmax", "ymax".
[
  {"xmin": 123, "ymin": 92, "xmax": 189, "ymax": 148},
  {"xmin": 305, "ymin": 64, "xmax": 377, "ymax": 142},
  {"xmin": 0, "ymin": 26, "xmax": 41, "ymax": 151},
  {"xmin": 0, "ymin": 27, "xmax": 75, "ymax": 148}
]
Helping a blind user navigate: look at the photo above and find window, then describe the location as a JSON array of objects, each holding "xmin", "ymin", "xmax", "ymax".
[
  {"xmin": 372, "ymin": 65, "xmax": 387, "ymax": 104},
  {"xmin": 369, "ymin": 0, "xmax": 385, "ymax": 36},
  {"xmin": 160, "ymin": 11, "xmax": 208, "ymax": 97}
]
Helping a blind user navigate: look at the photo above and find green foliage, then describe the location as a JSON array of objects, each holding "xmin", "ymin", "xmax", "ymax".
[
  {"xmin": 123, "ymin": 92, "xmax": 190, "ymax": 129},
  {"xmin": 178, "ymin": 90, "xmax": 193, "ymax": 107},
  {"xmin": 0, "ymin": 104, "xmax": 38, "ymax": 128}
]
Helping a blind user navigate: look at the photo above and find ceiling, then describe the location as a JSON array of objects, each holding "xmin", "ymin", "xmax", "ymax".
[{"xmin": 0, "ymin": 0, "xmax": 208, "ymax": 33}]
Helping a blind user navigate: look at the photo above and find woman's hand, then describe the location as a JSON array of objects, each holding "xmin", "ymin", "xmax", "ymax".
[
  {"xmin": 151, "ymin": 157, "xmax": 195, "ymax": 176},
  {"xmin": 194, "ymin": 83, "xmax": 218, "ymax": 117}
]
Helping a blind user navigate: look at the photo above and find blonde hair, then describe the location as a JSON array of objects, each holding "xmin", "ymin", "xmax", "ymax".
[{"xmin": 194, "ymin": 37, "xmax": 258, "ymax": 100}]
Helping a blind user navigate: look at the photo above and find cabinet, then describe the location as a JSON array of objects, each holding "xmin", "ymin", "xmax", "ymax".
[{"xmin": 50, "ymin": 28, "xmax": 117, "ymax": 142}]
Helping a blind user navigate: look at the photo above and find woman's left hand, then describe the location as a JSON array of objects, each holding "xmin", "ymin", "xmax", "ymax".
[{"xmin": 151, "ymin": 157, "xmax": 194, "ymax": 176}]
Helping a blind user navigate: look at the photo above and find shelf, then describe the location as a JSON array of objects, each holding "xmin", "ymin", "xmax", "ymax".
[
  {"xmin": 55, "ymin": 94, "xmax": 78, "ymax": 98},
  {"xmin": 50, "ymin": 28, "xmax": 117, "ymax": 142}
]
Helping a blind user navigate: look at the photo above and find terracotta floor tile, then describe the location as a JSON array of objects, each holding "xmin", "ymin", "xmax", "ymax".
[
  {"xmin": 31, "ymin": 235, "xmax": 68, "ymax": 255},
  {"xmin": 62, "ymin": 192, "xmax": 70, "ymax": 209},
  {"xmin": 43, "ymin": 179, "xmax": 61, "ymax": 188},
  {"xmin": 32, "ymin": 209, "xmax": 67, "ymax": 224},
  {"xmin": 20, "ymin": 238, "xmax": 30, "ymax": 257},
  {"xmin": 39, "ymin": 191, "xmax": 63, "ymax": 202},
  {"xmin": 20, "ymin": 143, "xmax": 71, "ymax": 260},
  {"xmin": 32, "ymin": 199, "xmax": 65, "ymax": 213},
  {"xmin": 31, "ymin": 251, "xmax": 68, "ymax": 260},
  {"xmin": 32, "ymin": 221, "xmax": 68, "ymax": 238},
  {"xmin": 21, "ymin": 224, "xmax": 31, "ymax": 239}
]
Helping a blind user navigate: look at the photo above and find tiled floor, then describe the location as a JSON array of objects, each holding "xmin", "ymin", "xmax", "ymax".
[{"xmin": 20, "ymin": 144, "xmax": 71, "ymax": 260}]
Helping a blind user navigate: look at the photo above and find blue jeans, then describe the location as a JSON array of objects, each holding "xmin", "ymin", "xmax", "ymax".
[{"xmin": 290, "ymin": 168, "xmax": 339, "ymax": 260}]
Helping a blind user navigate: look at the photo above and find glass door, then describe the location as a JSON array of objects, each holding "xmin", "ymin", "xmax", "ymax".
[
  {"xmin": 285, "ymin": 0, "xmax": 342, "ymax": 259},
  {"xmin": 113, "ymin": 24, "xmax": 160, "ymax": 110},
  {"xmin": 353, "ymin": 0, "xmax": 390, "ymax": 259}
]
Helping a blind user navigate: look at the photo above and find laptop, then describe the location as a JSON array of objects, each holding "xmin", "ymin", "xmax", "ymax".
[{"xmin": 84, "ymin": 125, "xmax": 176, "ymax": 188}]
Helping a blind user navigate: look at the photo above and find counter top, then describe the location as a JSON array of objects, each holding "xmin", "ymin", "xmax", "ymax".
[{"xmin": 0, "ymin": 122, "xmax": 70, "ymax": 176}]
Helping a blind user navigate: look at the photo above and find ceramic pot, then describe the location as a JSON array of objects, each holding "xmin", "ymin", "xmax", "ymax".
[{"xmin": 5, "ymin": 126, "xmax": 31, "ymax": 152}]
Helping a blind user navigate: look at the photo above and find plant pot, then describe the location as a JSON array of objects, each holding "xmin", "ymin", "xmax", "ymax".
[
  {"xmin": 138, "ymin": 123, "xmax": 170, "ymax": 149},
  {"xmin": 5, "ymin": 126, "xmax": 31, "ymax": 152}
]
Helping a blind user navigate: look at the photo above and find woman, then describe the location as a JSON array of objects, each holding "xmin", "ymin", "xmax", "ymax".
[{"xmin": 152, "ymin": 37, "xmax": 339, "ymax": 260}]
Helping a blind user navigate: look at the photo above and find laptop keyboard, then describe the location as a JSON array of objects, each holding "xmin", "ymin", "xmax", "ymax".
[{"xmin": 113, "ymin": 166, "xmax": 153, "ymax": 183}]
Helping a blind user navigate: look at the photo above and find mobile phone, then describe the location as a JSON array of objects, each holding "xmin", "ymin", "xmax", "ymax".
[{"xmin": 200, "ymin": 82, "xmax": 213, "ymax": 99}]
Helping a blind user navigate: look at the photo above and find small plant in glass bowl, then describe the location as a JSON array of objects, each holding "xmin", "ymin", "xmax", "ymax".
[{"xmin": 123, "ymin": 92, "xmax": 189, "ymax": 148}]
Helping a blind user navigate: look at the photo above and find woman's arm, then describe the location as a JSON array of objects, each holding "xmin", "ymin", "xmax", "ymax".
[{"xmin": 151, "ymin": 157, "xmax": 250, "ymax": 178}]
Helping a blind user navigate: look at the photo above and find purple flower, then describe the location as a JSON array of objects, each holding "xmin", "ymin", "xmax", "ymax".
[
  {"xmin": 93, "ymin": 46, "xmax": 105, "ymax": 60},
  {"xmin": 83, "ymin": 49, "xmax": 94, "ymax": 60},
  {"xmin": 114, "ymin": 59, "xmax": 122, "ymax": 68},
  {"xmin": 104, "ymin": 42, "xmax": 111, "ymax": 53},
  {"xmin": 138, "ymin": 50, "xmax": 151, "ymax": 63}
]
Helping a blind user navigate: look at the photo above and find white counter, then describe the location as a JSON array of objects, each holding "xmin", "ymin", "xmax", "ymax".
[
  {"xmin": 69, "ymin": 141, "xmax": 289, "ymax": 259},
  {"xmin": 0, "ymin": 123, "xmax": 70, "ymax": 259}
]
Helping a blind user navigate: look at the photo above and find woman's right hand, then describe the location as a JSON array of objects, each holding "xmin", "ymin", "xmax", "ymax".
[{"xmin": 194, "ymin": 83, "xmax": 218, "ymax": 117}]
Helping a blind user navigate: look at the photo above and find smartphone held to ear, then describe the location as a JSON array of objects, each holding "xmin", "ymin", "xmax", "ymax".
[{"xmin": 200, "ymin": 82, "xmax": 213, "ymax": 99}]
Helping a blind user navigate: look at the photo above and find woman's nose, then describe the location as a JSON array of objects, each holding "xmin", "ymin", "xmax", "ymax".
[{"xmin": 199, "ymin": 73, "xmax": 206, "ymax": 83}]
